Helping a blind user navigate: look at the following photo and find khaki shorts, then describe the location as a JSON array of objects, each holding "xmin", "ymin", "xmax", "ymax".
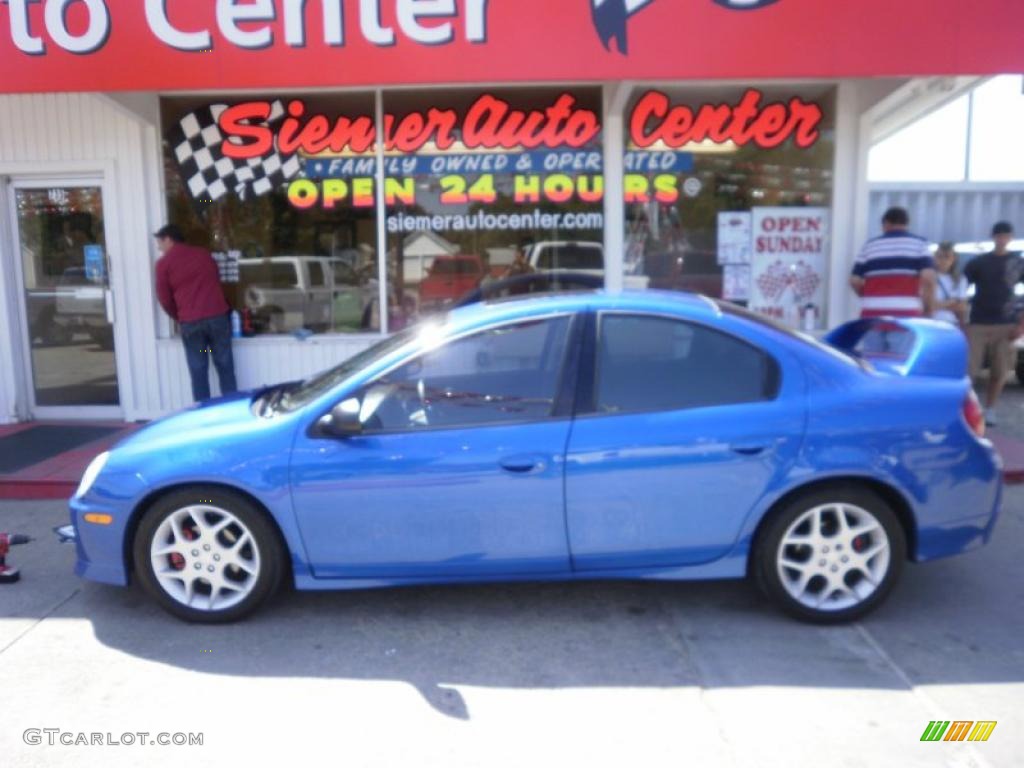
[{"xmin": 967, "ymin": 324, "xmax": 1016, "ymax": 382}]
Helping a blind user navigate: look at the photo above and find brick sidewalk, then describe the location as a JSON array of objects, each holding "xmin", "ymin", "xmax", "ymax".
[{"xmin": 0, "ymin": 421, "xmax": 139, "ymax": 500}]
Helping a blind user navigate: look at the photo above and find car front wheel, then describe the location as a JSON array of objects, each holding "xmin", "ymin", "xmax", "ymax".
[
  {"xmin": 755, "ymin": 487, "xmax": 905, "ymax": 623},
  {"xmin": 133, "ymin": 487, "xmax": 285, "ymax": 623}
]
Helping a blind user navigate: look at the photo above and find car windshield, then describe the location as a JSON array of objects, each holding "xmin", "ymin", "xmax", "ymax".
[
  {"xmin": 277, "ymin": 325, "xmax": 423, "ymax": 412},
  {"xmin": 536, "ymin": 245, "xmax": 603, "ymax": 270}
]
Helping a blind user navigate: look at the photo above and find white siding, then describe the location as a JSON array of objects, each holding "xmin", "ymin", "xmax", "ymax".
[
  {"xmin": 0, "ymin": 92, "xmax": 164, "ymax": 422},
  {"xmin": 869, "ymin": 184, "xmax": 1024, "ymax": 244},
  {"xmin": 0, "ymin": 93, "xmax": 384, "ymax": 423},
  {"xmin": 155, "ymin": 336, "xmax": 380, "ymax": 413},
  {"xmin": 0, "ymin": 83, "xmax": 890, "ymax": 423}
]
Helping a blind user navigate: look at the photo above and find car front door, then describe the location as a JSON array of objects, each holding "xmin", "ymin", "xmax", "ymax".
[
  {"xmin": 565, "ymin": 312, "xmax": 806, "ymax": 571},
  {"xmin": 305, "ymin": 259, "xmax": 333, "ymax": 329},
  {"xmin": 289, "ymin": 314, "xmax": 580, "ymax": 579}
]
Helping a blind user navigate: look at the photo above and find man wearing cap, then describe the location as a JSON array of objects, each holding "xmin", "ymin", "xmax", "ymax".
[
  {"xmin": 154, "ymin": 225, "xmax": 237, "ymax": 402},
  {"xmin": 963, "ymin": 221, "xmax": 1022, "ymax": 425}
]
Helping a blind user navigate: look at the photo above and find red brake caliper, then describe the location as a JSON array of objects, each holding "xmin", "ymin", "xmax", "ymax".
[{"xmin": 168, "ymin": 523, "xmax": 196, "ymax": 571}]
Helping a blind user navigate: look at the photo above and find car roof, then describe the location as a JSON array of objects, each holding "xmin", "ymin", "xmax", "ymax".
[{"xmin": 445, "ymin": 290, "xmax": 720, "ymax": 331}]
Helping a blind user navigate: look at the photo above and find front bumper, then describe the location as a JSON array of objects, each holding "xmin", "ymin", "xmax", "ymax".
[
  {"xmin": 67, "ymin": 475, "xmax": 147, "ymax": 587},
  {"xmin": 56, "ymin": 522, "xmax": 127, "ymax": 582}
]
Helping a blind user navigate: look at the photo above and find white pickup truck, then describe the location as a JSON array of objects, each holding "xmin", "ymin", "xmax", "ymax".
[
  {"xmin": 240, "ymin": 256, "xmax": 376, "ymax": 333},
  {"xmin": 526, "ymin": 241, "xmax": 650, "ymax": 289}
]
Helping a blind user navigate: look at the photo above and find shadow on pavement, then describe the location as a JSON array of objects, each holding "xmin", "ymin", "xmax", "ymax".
[{"xmin": 2, "ymin": 493, "xmax": 1022, "ymax": 720}]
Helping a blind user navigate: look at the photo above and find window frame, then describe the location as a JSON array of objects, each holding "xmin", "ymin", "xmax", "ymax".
[
  {"xmin": 575, "ymin": 310, "xmax": 782, "ymax": 419},
  {"xmin": 311, "ymin": 312, "xmax": 584, "ymax": 438}
]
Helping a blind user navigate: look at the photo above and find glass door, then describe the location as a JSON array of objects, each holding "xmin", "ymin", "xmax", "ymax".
[{"xmin": 9, "ymin": 180, "xmax": 122, "ymax": 417}]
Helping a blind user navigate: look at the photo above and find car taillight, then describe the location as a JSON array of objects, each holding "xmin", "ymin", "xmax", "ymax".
[{"xmin": 963, "ymin": 390, "xmax": 985, "ymax": 438}]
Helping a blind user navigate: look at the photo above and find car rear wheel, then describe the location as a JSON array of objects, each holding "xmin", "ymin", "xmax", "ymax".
[
  {"xmin": 755, "ymin": 487, "xmax": 905, "ymax": 623},
  {"xmin": 133, "ymin": 487, "xmax": 285, "ymax": 623}
]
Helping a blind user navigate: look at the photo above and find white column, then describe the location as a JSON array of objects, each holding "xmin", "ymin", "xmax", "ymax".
[
  {"xmin": 828, "ymin": 80, "xmax": 871, "ymax": 327},
  {"xmin": 0, "ymin": 179, "xmax": 27, "ymax": 421},
  {"xmin": 602, "ymin": 82, "xmax": 631, "ymax": 294},
  {"xmin": 374, "ymin": 89, "xmax": 389, "ymax": 334}
]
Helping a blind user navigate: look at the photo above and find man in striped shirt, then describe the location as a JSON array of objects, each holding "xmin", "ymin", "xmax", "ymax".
[{"xmin": 849, "ymin": 207, "xmax": 936, "ymax": 318}]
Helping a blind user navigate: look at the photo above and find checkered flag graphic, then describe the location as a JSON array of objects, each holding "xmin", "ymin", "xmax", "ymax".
[
  {"xmin": 168, "ymin": 101, "xmax": 301, "ymax": 206},
  {"xmin": 790, "ymin": 261, "xmax": 821, "ymax": 302},
  {"xmin": 756, "ymin": 260, "xmax": 789, "ymax": 300}
]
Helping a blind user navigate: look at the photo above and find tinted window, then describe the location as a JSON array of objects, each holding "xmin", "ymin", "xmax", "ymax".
[
  {"xmin": 332, "ymin": 262, "xmax": 358, "ymax": 285},
  {"xmin": 240, "ymin": 262, "xmax": 299, "ymax": 288},
  {"xmin": 536, "ymin": 244, "xmax": 603, "ymax": 271},
  {"xmin": 596, "ymin": 314, "xmax": 775, "ymax": 414},
  {"xmin": 715, "ymin": 299, "xmax": 862, "ymax": 370},
  {"xmin": 357, "ymin": 317, "xmax": 571, "ymax": 432},
  {"xmin": 308, "ymin": 261, "xmax": 326, "ymax": 287}
]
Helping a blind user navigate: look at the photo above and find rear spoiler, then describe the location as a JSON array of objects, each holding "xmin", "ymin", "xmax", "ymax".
[{"xmin": 825, "ymin": 317, "xmax": 968, "ymax": 379}]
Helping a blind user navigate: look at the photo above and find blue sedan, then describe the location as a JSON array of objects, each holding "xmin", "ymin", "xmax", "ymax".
[{"xmin": 68, "ymin": 291, "xmax": 1001, "ymax": 623}]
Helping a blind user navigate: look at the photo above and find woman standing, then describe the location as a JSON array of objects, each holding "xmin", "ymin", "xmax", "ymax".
[{"xmin": 933, "ymin": 242, "xmax": 969, "ymax": 326}]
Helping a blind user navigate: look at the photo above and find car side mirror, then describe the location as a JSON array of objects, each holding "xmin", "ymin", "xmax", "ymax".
[{"xmin": 318, "ymin": 397, "xmax": 363, "ymax": 438}]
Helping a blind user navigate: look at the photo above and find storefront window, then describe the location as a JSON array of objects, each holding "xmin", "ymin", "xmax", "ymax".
[
  {"xmin": 160, "ymin": 85, "xmax": 835, "ymax": 337},
  {"xmin": 161, "ymin": 93, "xmax": 381, "ymax": 336},
  {"xmin": 621, "ymin": 85, "xmax": 836, "ymax": 330},
  {"xmin": 381, "ymin": 87, "xmax": 604, "ymax": 322}
]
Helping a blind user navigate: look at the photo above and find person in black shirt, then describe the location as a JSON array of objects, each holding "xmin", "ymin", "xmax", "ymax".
[{"xmin": 963, "ymin": 221, "xmax": 1022, "ymax": 425}]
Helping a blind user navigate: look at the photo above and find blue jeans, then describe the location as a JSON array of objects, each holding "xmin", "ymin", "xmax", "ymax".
[{"xmin": 180, "ymin": 314, "xmax": 237, "ymax": 402}]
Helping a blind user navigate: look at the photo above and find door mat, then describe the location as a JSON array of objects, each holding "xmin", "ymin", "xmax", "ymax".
[{"xmin": 0, "ymin": 425, "xmax": 121, "ymax": 474}]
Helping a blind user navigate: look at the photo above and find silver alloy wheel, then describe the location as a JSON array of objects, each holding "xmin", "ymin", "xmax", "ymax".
[
  {"xmin": 775, "ymin": 502, "xmax": 891, "ymax": 612},
  {"xmin": 149, "ymin": 505, "xmax": 261, "ymax": 612}
]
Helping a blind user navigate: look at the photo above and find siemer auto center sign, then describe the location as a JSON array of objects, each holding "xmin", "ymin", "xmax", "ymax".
[{"xmin": 0, "ymin": 1, "xmax": 1020, "ymax": 94}]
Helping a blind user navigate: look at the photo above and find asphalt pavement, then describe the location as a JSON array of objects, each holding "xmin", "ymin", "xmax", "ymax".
[{"xmin": 1, "ymin": 478, "xmax": 1021, "ymax": 768}]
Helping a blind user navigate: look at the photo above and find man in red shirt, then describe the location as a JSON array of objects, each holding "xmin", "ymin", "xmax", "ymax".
[{"xmin": 154, "ymin": 225, "xmax": 237, "ymax": 402}]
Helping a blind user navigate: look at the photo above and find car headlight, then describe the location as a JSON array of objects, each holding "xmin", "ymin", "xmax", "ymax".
[{"xmin": 75, "ymin": 451, "xmax": 109, "ymax": 499}]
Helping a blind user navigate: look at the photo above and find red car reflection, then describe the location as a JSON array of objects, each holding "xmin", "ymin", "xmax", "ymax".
[{"xmin": 419, "ymin": 254, "xmax": 485, "ymax": 311}]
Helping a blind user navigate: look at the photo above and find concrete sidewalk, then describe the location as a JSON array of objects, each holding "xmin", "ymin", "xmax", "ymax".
[{"xmin": 1, "ymin": 489, "xmax": 1022, "ymax": 768}]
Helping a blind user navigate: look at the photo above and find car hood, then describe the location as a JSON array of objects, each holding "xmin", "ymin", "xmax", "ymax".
[{"xmin": 113, "ymin": 391, "xmax": 261, "ymax": 455}]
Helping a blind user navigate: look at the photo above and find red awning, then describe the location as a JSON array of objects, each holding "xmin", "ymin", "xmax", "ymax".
[{"xmin": 1, "ymin": 0, "xmax": 1021, "ymax": 94}]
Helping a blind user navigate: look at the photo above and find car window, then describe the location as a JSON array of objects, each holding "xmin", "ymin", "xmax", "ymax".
[
  {"xmin": 308, "ymin": 261, "xmax": 325, "ymax": 287},
  {"xmin": 595, "ymin": 314, "xmax": 776, "ymax": 414},
  {"xmin": 355, "ymin": 316, "xmax": 571, "ymax": 432},
  {"xmin": 536, "ymin": 244, "xmax": 603, "ymax": 271},
  {"xmin": 240, "ymin": 262, "xmax": 299, "ymax": 288},
  {"xmin": 332, "ymin": 262, "xmax": 357, "ymax": 285},
  {"xmin": 430, "ymin": 259, "xmax": 457, "ymax": 275},
  {"xmin": 714, "ymin": 299, "xmax": 863, "ymax": 370}
]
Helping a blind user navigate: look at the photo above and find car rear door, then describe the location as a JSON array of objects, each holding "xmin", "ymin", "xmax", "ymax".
[
  {"xmin": 289, "ymin": 313, "xmax": 582, "ymax": 579},
  {"xmin": 564, "ymin": 311, "xmax": 806, "ymax": 571}
]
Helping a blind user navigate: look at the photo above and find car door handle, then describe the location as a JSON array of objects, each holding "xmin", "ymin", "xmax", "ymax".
[
  {"xmin": 730, "ymin": 442, "xmax": 769, "ymax": 456},
  {"xmin": 499, "ymin": 455, "xmax": 546, "ymax": 474}
]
